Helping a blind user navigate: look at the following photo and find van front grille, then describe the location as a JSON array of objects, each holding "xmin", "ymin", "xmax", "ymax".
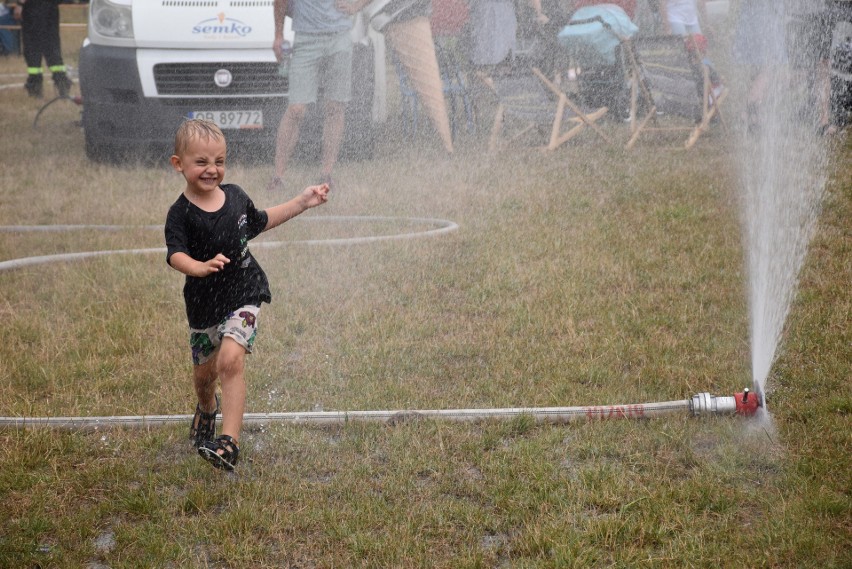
[{"xmin": 153, "ymin": 61, "xmax": 286, "ymax": 96}]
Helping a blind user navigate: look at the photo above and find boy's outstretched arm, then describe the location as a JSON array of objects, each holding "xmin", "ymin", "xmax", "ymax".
[
  {"xmin": 264, "ymin": 184, "xmax": 329, "ymax": 232},
  {"xmin": 169, "ymin": 252, "xmax": 231, "ymax": 277}
]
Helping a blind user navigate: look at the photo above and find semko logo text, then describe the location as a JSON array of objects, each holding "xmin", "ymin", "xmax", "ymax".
[{"xmin": 193, "ymin": 14, "xmax": 252, "ymax": 37}]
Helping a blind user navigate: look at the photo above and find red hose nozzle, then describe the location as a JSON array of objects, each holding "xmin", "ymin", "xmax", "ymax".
[{"xmin": 735, "ymin": 388, "xmax": 760, "ymax": 416}]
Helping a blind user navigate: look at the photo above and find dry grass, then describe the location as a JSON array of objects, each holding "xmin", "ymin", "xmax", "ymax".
[{"xmin": 0, "ymin": 27, "xmax": 850, "ymax": 568}]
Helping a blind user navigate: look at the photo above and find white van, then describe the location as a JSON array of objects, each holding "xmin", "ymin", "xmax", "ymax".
[{"xmin": 79, "ymin": 0, "xmax": 380, "ymax": 163}]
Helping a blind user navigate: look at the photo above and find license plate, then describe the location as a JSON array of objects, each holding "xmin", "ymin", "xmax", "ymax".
[{"xmin": 189, "ymin": 110, "xmax": 263, "ymax": 129}]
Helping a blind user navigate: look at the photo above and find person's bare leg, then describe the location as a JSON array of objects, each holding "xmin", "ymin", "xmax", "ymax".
[
  {"xmin": 215, "ymin": 337, "xmax": 247, "ymax": 443},
  {"xmin": 815, "ymin": 58, "xmax": 832, "ymax": 131},
  {"xmin": 273, "ymin": 103, "xmax": 307, "ymax": 181},
  {"xmin": 192, "ymin": 359, "xmax": 218, "ymax": 413},
  {"xmin": 747, "ymin": 68, "xmax": 771, "ymax": 107},
  {"xmin": 320, "ymin": 100, "xmax": 346, "ymax": 178},
  {"xmin": 743, "ymin": 67, "xmax": 775, "ymax": 131}
]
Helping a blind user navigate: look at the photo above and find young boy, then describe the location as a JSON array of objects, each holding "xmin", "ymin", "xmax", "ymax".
[{"xmin": 165, "ymin": 118, "xmax": 329, "ymax": 471}]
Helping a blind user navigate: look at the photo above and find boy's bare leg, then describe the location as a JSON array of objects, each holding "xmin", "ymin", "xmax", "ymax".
[
  {"xmin": 273, "ymin": 103, "xmax": 307, "ymax": 180},
  {"xmin": 320, "ymin": 100, "xmax": 346, "ymax": 178},
  {"xmin": 192, "ymin": 359, "xmax": 218, "ymax": 413},
  {"xmin": 215, "ymin": 337, "xmax": 247, "ymax": 442}
]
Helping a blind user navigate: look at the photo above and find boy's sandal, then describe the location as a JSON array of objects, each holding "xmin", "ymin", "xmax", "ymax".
[
  {"xmin": 198, "ymin": 435, "xmax": 240, "ymax": 471},
  {"xmin": 189, "ymin": 394, "xmax": 220, "ymax": 448}
]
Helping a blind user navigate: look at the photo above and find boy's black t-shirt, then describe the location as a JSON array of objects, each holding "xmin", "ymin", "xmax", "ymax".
[{"xmin": 165, "ymin": 184, "xmax": 271, "ymax": 329}]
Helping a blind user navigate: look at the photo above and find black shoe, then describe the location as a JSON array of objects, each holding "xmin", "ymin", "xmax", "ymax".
[
  {"xmin": 189, "ymin": 394, "xmax": 220, "ymax": 448},
  {"xmin": 53, "ymin": 71, "xmax": 72, "ymax": 98},
  {"xmin": 198, "ymin": 435, "xmax": 240, "ymax": 471},
  {"xmin": 25, "ymin": 74, "xmax": 43, "ymax": 98}
]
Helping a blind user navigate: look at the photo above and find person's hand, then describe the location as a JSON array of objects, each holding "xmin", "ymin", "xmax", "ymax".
[
  {"xmin": 302, "ymin": 183, "xmax": 330, "ymax": 208},
  {"xmin": 536, "ymin": 11, "xmax": 550, "ymax": 25},
  {"xmin": 196, "ymin": 254, "xmax": 230, "ymax": 277},
  {"xmin": 273, "ymin": 36, "xmax": 285, "ymax": 62}
]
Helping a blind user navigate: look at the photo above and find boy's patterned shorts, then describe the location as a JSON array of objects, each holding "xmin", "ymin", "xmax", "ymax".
[{"xmin": 189, "ymin": 305, "xmax": 260, "ymax": 366}]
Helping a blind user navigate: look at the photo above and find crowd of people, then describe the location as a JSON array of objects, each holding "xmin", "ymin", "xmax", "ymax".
[{"xmin": 265, "ymin": 0, "xmax": 706, "ymax": 192}]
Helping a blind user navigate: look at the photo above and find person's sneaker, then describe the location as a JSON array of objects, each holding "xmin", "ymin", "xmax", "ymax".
[
  {"xmin": 24, "ymin": 74, "xmax": 43, "ymax": 98},
  {"xmin": 709, "ymin": 84, "xmax": 725, "ymax": 107},
  {"xmin": 53, "ymin": 71, "xmax": 73, "ymax": 98}
]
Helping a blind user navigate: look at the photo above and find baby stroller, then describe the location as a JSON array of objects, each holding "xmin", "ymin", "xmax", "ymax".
[{"xmin": 556, "ymin": 4, "xmax": 639, "ymax": 120}]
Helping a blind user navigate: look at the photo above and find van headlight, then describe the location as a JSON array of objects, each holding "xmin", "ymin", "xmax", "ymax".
[{"xmin": 90, "ymin": 0, "xmax": 134, "ymax": 39}]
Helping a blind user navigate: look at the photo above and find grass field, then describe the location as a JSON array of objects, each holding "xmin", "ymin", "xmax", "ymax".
[{"xmin": 0, "ymin": 20, "xmax": 850, "ymax": 568}]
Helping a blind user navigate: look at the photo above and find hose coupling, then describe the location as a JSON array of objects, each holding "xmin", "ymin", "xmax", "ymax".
[
  {"xmin": 690, "ymin": 390, "xmax": 762, "ymax": 416},
  {"xmin": 734, "ymin": 388, "xmax": 761, "ymax": 416}
]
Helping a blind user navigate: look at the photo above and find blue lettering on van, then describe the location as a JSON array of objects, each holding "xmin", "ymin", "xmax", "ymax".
[{"xmin": 192, "ymin": 16, "xmax": 252, "ymax": 37}]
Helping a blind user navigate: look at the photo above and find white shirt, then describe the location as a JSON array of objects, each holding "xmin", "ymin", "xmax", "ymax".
[{"xmin": 665, "ymin": 0, "xmax": 699, "ymax": 27}]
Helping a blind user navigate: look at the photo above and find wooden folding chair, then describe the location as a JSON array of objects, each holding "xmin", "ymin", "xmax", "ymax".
[
  {"xmin": 479, "ymin": 67, "xmax": 611, "ymax": 153},
  {"xmin": 625, "ymin": 35, "xmax": 728, "ymax": 150}
]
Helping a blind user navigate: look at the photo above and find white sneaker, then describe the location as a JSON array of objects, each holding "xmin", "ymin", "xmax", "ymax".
[{"xmin": 709, "ymin": 84, "xmax": 724, "ymax": 106}]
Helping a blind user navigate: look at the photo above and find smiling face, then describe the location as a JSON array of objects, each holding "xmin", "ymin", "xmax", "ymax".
[{"xmin": 171, "ymin": 133, "xmax": 227, "ymax": 199}]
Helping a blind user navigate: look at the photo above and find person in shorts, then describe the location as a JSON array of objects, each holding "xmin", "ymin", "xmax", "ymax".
[
  {"xmin": 786, "ymin": 0, "xmax": 841, "ymax": 134},
  {"xmin": 660, "ymin": 0, "xmax": 725, "ymax": 105},
  {"xmin": 732, "ymin": 0, "xmax": 787, "ymax": 132},
  {"xmin": 165, "ymin": 118, "xmax": 329, "ymax": 470},
  {"xmin": 269, "ymin": 0, "xmax": 372, "ymax": 192}
]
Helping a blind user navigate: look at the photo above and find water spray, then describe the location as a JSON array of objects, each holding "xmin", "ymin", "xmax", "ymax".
[{"xmin": 0, "ymin": 390, "xmax": 762, "ymax": 430}]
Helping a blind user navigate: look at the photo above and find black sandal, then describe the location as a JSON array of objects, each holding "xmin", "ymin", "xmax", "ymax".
[
  {"xmin": 189, "ymin": 394, "xmax": 220, "ymax": 448},
  {"xmin": 198, "ymin": 435, "xmax": 240, "ymax": 471}
]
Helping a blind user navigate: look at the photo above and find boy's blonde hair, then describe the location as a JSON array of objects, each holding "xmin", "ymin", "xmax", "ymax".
[{"xmin": 174, "ymin": 118, "xmax": 225, "ymax": 155}]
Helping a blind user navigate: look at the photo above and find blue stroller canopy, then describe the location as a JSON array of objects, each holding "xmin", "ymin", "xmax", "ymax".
[{"xmin": 558, "ymin": 4, "xmax": 638, "ymax": 66}]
